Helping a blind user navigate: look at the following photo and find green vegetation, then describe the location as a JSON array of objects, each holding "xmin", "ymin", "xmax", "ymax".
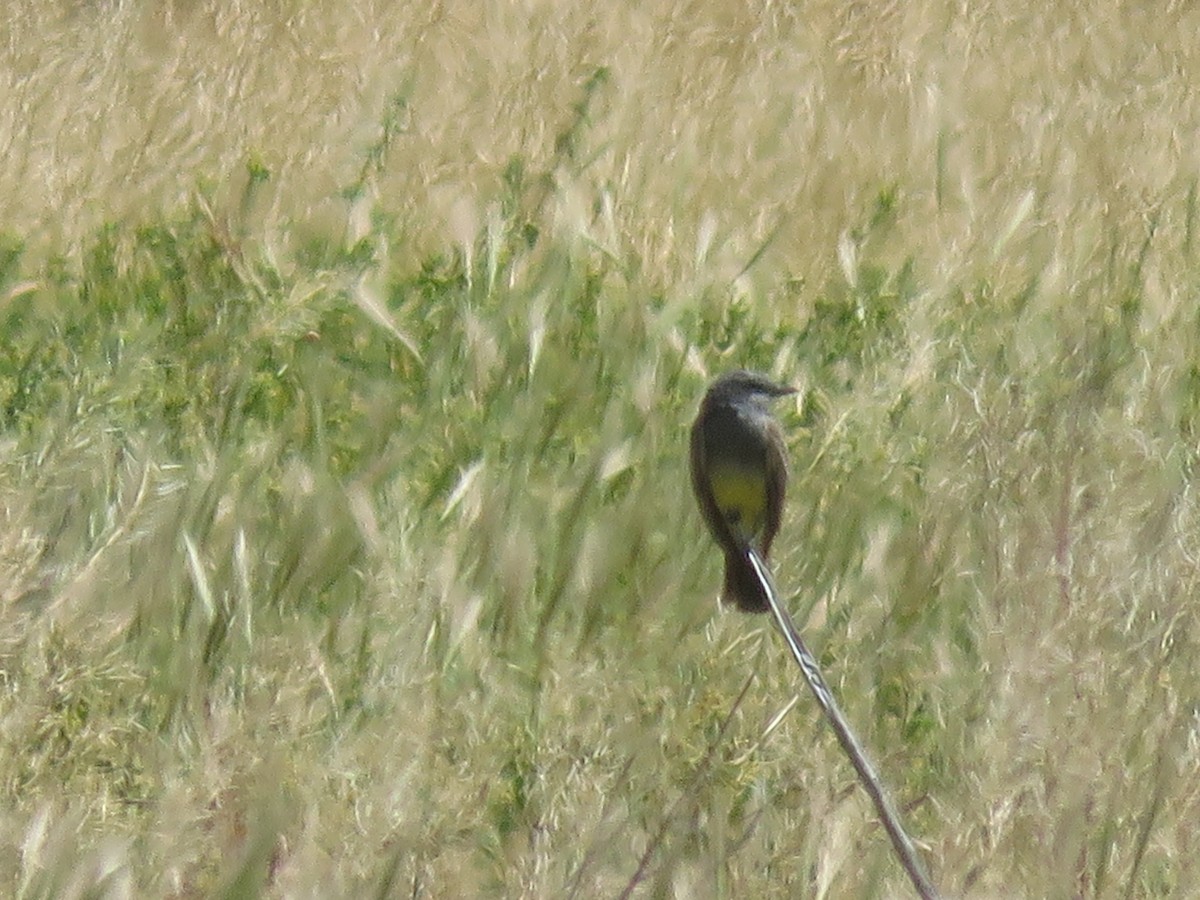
[{"xmin": 2, "ymin": 2, "xmax": 1199, "ymax": 897}]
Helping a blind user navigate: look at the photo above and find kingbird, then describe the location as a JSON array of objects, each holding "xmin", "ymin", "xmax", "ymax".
[
  {"xmin": 689, "ymin": 370, "xmax": 795, "ymax": 612},
  {"xmin": 689, "ymin": 371, "xmax": 941, "ymax": 898}
]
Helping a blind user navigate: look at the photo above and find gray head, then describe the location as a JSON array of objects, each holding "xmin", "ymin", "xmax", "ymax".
[{"xmin": 704, "ymin": 370, "xmax": 796, "ymax": 406}]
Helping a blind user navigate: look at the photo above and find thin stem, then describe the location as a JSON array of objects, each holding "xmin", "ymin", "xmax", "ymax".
[{"xmin": 746, "ymin": 548, "xmax": 940, "ymax": 900}]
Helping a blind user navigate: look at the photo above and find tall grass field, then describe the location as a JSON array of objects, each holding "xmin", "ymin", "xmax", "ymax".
[{"xmin": 2, "ymin": 2, "xmax": 1199, "ymax": 896}]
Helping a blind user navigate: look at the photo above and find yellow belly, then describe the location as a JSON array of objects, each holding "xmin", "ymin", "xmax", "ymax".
[{"xmin": 708, "ymin": 462, "xmax": 768, "ymax": 541}]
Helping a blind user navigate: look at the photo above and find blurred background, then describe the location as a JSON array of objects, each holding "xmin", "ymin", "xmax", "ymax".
[{"xmin": 1, "ymin": 1, "xmax": 1198, "ymax": 896}]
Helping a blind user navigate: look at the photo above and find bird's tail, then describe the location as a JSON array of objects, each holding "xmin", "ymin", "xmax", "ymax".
[{"xmin": 722, "ymin": 548, "xmax": 772, "ymax": 613}]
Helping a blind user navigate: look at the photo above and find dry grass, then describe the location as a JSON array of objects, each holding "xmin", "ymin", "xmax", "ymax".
[{"xmin": 2, "ymin": 1, "xmax": 1199, "ymax": 897}]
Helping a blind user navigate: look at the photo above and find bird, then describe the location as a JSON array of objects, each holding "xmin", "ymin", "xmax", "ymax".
[{"xmin": 689, "ymin": 370, "xmax": 795, "ymax": 612}]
